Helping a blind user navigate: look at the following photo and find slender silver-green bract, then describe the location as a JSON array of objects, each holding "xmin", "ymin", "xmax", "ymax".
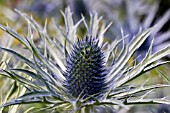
[{"xmin": 0, "ymin": 8, "xmax": 170, "ymax": 113}]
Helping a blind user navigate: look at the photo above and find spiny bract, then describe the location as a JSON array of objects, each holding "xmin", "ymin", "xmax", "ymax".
[
  {"xmin": 0, "ymin": 8, "xmax": 170, "ymax": 113},
  {"xmin": 64, "ymin": 37, "xmax": 107, "ymax": 98}
]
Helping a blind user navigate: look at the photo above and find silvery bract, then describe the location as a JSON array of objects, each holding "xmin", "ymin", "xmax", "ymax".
[{"xmin": 0, "ymin": 8, "xmax": 170, "ymax": 113}]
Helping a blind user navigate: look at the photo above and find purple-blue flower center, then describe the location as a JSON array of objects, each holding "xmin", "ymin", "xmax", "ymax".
[{"xmin": 64, "ymin": 37, "xmax": 107, "ymax": 98}]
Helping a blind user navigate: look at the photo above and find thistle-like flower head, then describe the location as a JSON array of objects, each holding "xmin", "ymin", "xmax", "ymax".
[
  {"xmin": 64, "ymin": 37, "xmax": 107, "ymax": 98},
  {"xmin": 0, "ymin": 8, "xmax": 170, "ymax": 113}
]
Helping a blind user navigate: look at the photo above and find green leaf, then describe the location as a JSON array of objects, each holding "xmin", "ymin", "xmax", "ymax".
[
  {"xmin": 0, "ymin": 47, "xmax": 35, "ymax": 68},
  {"xmin": 18, "ymin": 91, "xmax": 52, "ymax": 100},
  {"xmin": 109, "ymin": 84, "xmax": 170, "ymax": 98},
  {"xmin": 149, "ymin": 45, "xmax": 170, "ymax": 64},
  {"xmin": 114, "ymin": 41, "xmax": 170, "ymax": 87},
  {"xmin": 11, "ymin": 69, "xmax": 45, "ymax": 85},
  {"xmin": 31, "ymin": 56, "xmax": 66, "ymax": 96},
  {"xmin": 3, "ymin": 70, "xmax": 41, "ymax": 90},
  {"xmin": 0, "ymin": 81, "xmax": 18, "ymax": 112},
  {"xmin": 157, "ymin": 69, "xmax": 170, "ymax": 84},
  {"xmin": 0, "ymin": 62, "xmax": 3, "ymax": 67},
  {"xmin": 108, "ymin": 28, "xmax": 152, "ymax": 84},
  {"xmin": 107, "ymin": 36, "xmax": 128, "ymax": 82},
  {"xmin": 124, "ymin": 98, "xmax": 170, "ymax": 105},
  {"xmin": 12, "ymin": 10, "xmax": 66, "ymax": 77},
  {"xmin": 143, "ymin": 61, "xmax": 170, "ymax": 72},
  {"xmin": 0, "ymin": 99, "xmax": 43, "ymax": 108},
  {"xmin": 0, "ymin": 24, "xmax": 30, "ymax": 49},
  {"xmin": 129, "ymin": 28, "xmax": 152, "ymax": 53},
  {"xmin": 0, "ymin": 47, "xmax": 62, "ymax": 89},
  {"xmin": 82, "ymin": 99, "xmax": 128, "ymax": 110},
  {"xmin": 23, "ymin": 107, "xmax": 37, "ymax": 113}
]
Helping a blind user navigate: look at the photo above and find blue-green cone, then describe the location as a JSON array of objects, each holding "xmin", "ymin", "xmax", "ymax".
[{"xmin": 64, "ymin": 37, "xmax": 107, "ymax": 98}]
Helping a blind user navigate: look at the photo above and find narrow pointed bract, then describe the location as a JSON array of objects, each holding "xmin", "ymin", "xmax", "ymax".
[{"xmin": 0, "ymin": 7, "xmax": 170, "ymax": 113}]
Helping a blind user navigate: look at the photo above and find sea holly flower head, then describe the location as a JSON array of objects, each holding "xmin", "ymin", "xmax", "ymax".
[
  {"xmin": 0, "ymin": 8, "xmax": 170, "ymax": 113},
  {"xmin": 64, "ymin": 37, "xmax": 107, "ymax": 99}
]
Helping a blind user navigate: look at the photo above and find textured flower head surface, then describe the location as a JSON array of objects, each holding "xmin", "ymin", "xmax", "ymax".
[
  {"xmin": 0, "ymin": 8, "xmax": 170, "ymax": 113},
  {"xmin": 64, "ymin": 37, "xmax": 107, "ymax": 98}
]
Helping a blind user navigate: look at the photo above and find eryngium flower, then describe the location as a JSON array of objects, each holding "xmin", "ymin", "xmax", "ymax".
[
  {"xmin": 64, "ymin": 37, "xmax": 106, "ymax": 98},
  {"xmin": 0, "ymin": 8, "xmax": 170, "ymax": 112}
]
